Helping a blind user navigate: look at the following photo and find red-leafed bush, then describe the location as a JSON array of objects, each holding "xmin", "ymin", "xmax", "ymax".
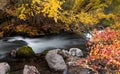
[{"xmin": 87, "ymin": 27, "xmax": 120, "ymax": 73}]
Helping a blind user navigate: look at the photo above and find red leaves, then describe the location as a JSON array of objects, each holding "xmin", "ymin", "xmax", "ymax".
[
  {"xmin": 91, "ymin": 65, "xmax": 97, "ymax": 69},
  {"xmin": 117, "ymin": 58, "xmax": 120, "ymax": 63},
  {"xmin": 92, "ymin": 27, "xmax": 119, "ymax": 43},
  {"xmin": 87, "ymin": 27, "xmax": 120, "ymax": 72},
  {"xmin": 117, "ymin": 69, "xmax": 120, "ymax": 73}
]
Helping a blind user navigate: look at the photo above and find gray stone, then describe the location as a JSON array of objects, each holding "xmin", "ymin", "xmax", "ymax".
[
  {"xmin": 45, "ymin": 49, "xmax": 67, "ymax": 71},
  {"xmin": 23, "ymin": 65, "xmax": 40, "ymax": 74},
  {"xmin": 69, "ymin": 48, "xmax": 83, "ymax": 57},
  {"xmin": 68, "ymin": 67, "xmax": 93, "ymax": 74},
  {"xmin": 58, "ymin": 49, "xmax": 70, "ymax": 58},
  {"xmin": 10, "ymin": 49, "xmax": 17, "ymax": 58},
  {"xmin": 58, "ymin": 49, "xmax": 77, "ymax": 67},
  {"xmin": 0, "ymin": 62, "xmax": 10, "ymax": 74}
]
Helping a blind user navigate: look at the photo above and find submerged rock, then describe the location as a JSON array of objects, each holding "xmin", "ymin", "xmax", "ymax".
[
  {"xmin": 0, "ymin": 62, "xmax": 10, "ymax": 74},
  {"xmin": 23, "ymin": 65, "xmax": 40, "ymax": 74},
  {"xmin": 45, "ymin": 49, "xmax": 67, "ymax": 71},
  {"xmin": 16, "ymin": 46, "xmax": 35, "ymax": 58},
  {"xmin": 69, "ymin": 48, "xmax": 83, "ymax": 57}
]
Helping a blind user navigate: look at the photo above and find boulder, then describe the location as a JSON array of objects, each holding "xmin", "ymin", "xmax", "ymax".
[
  {"xmin": 23, "ymin": 65, "xmax": 40, "ymax": 74},
  {"xmin": 16, "ymin": 46, "xmax": 35, "ymax": 58},
  {"xmin": 45, "ymin": 49, "xmax": 67, "ymax": 71},
  {"xmin": 0, "ymin": 62, "xmax": 10, "ymax": 74},
  {"xmin": 69, "ymin": 48, "xmax": 83, "ymax": 57}
]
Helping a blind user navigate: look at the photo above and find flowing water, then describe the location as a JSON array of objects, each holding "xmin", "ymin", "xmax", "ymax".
[
  {"xmin": 0, "ymin": 30, "xmax": 104, "ymax": 59},
  {"xmin": 0, "ymin": 33, "xmax": 88, "ymax": 59}
]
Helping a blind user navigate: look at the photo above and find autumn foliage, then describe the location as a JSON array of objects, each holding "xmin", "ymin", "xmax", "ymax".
[
  {"xmin": 16, "ymin": 0, "xmax": 113, "ymax": 25},
  {"xmin": 87, "ymin": 27, "xmax": 120, "ymax": 73}
]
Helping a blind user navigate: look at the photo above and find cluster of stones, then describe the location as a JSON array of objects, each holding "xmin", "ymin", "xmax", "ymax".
[{"xmin": 1, "ymin": 45, "xmax": 85, "ymax": 74}]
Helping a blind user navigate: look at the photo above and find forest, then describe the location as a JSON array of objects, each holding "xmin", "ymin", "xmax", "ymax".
[{"xmin": 0, "ymin": 0, "xmax": 120, "ymax": 74}]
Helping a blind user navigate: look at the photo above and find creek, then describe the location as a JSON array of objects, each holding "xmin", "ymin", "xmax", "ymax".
[{"xmin": 0, "ymin": 33, "xmax": 89, "ymax": 59}]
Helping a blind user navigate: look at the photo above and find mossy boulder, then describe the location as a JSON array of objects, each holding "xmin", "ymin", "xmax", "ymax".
[{"xmin": 16, "ymin": 46, "xmax": 35, "ymax": 58}]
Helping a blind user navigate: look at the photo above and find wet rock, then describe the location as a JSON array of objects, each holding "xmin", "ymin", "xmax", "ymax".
[
  {"xmin": 0, "ymin": 62, "xmax": 10, "ymax": 74},
  {"xmin": 16, "ymin": 46, "xmax": 35, "ymax": 58},
  {"xmin": 23, "ymin": 65, "xmax": 40, "ymax": 74},
  {"xmin": 12, "ymin": 40, "xmax": 27, "ymax": 45},
  {"xmin": 69, "ymin": 48, "xmax": 83, "ymax": 57},
  {"xmin": 45, "ymin": 49, "xmax": 67, "ymax": 71},
  {"xmin": 10, "ymin": 49, "xmax": 17, "ymax": 58}
]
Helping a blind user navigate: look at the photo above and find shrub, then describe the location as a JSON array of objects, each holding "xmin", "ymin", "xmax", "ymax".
[{"xmin": 87, "ymin": 27, "xmax": 120, "ymax": 73}]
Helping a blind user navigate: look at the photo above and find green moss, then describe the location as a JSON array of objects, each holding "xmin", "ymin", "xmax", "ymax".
[{"xmin": 16, "ymin": 46, "xmax": 35, "ymax": 58}]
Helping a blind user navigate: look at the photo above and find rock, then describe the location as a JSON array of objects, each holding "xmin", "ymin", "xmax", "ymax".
[
  {"xmin": 12, "ymin": 40, "xmax": 27, "ymax": 45},
  {"xmin": 45, "ymin": 49, "xmax": 67, "ymax": 71},
  {"xmin": 58, "ymin": 49, "xmax": 70, "ymax": 58},
  {"xmin": 67, "ymin": 61, "xmax": 76, "ymax": 67},
  {"xmin": 69, "ymin": 48, "xmax": 83, "ymax": 57},
  {"xmin": 0, "ymin": 62, "xmax": 10, "ymax": 74},
  {"xmin": 68, "ymin": 66, "xmax": 95, "ymax": 74},
  {"xmin": 58, "ymin": 49, "xmax": 78, "ymax": 67},
  {"xmin": 10, "ymin": 49, "xmax": 17, "ymax": 58},
  {"xmin": 23, "ymin": 65, "xmax": 40, "ymax": 74},
  {"xmin": 16, "ymin": 46, "xmax": 35, "ymax": 58}
]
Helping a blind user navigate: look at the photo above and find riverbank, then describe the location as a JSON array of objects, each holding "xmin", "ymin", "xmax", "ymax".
[
  {"xmin": 1, "ymin": 52, "xmax": 63, "ymax": 74},
  {"xmin": 0, "ymin": 47, "xmax": 92, "ymax": 74}
]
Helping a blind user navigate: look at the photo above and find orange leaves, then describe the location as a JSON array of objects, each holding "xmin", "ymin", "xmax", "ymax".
[
  {"xmin": 92, "ymin": 27, "xmax": 119, "ymax": 43},
  {"xmin": 87, "ymin": 27, "xmax": 120, "ymax": 72}
]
